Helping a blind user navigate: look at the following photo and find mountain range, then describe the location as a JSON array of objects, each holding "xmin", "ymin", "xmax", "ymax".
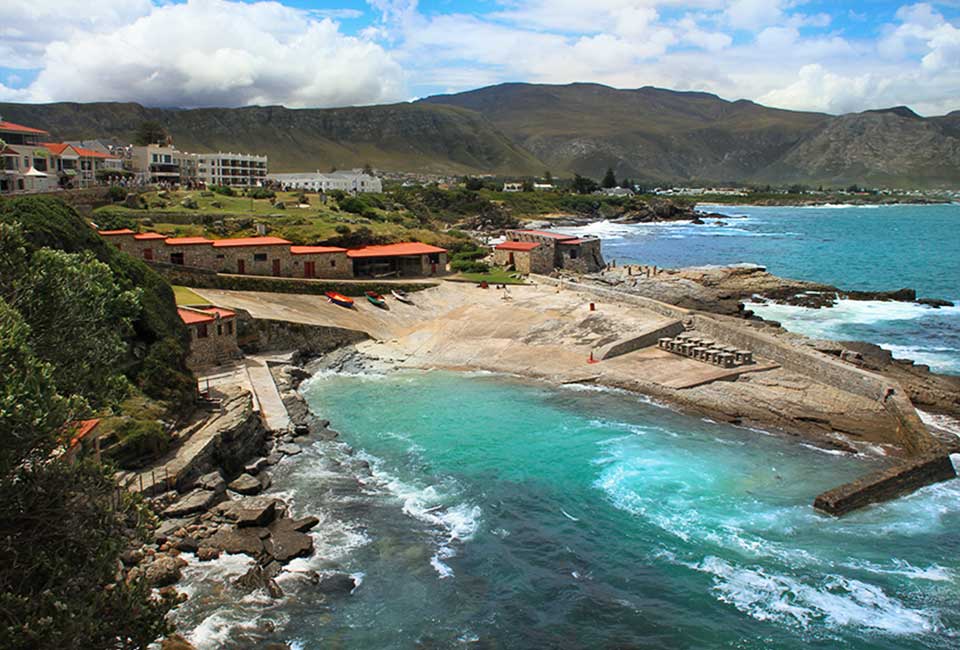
[{"xmin": 3, "ymin": 83, "xmax": 959, "ymax": 187}]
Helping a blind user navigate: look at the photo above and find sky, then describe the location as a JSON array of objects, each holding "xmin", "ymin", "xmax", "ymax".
[{"xmin": 1, "ymin": 0, "xmax": 959, "ymax": 116}]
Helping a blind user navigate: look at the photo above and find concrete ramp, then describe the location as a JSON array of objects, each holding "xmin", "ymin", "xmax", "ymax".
[{"xmin": 595, "ymin": 319, "xmax": 684, "ymax": 360}]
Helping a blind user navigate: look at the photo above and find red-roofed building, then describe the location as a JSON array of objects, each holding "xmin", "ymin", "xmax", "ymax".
[
  {"xmin": 63, "ymin": 418, "xmax": 102, "ymax": 464},
  {"xmin": 212, "ymin": 236, "xmax": 293, "ymax": 276},
  {"xmin": 347, "ymin": 242, "xmax": 448, "ymax": 278},
  {"xmin": 164, "ymin": 237, "xmax": 214, "ymax": 267},
  {"xmin": 290, "ymin": 245, "xmax": 351, "ymax": 278},
  {"xmin": 177, "ymin": 306, "xmax": 240, "ymax": 369},
  {"xmin": 500, "ymin": 229, "xmax": 604, "ymax": 274}
]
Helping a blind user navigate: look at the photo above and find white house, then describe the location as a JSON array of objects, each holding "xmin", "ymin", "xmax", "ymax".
[{"xmin": 267, "ymin": 170, "xmax": 382, "ymax": 194}]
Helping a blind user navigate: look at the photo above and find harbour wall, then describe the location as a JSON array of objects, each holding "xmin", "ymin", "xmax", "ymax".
[{"xmin": 236, "ymin": 311, "xmax": 368, "ymax": 356}]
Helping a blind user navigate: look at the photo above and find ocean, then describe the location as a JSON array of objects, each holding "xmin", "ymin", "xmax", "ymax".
[
  {"xmin": 177, "ymin": 371, "xmax": 960, "ymax": 649},
  {"xmin": 174, "ymin": 203, "xmax": 960, "ymax": 648},
  {"xmin": 562, "ymin": 203, "xmax": 960, "ymax": 375}
]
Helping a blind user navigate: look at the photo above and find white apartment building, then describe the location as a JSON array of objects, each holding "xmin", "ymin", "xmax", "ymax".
[
  {"xmin": 197, "ymin": 152, "xmax": 268, "ymax": 187},
  {"xmin": 131, "ymin": 144, "xmax": 199, "ymax": 185},
  {"xmin": 267, "ymin": 170, "xmax": 382, "ymax": 194}
]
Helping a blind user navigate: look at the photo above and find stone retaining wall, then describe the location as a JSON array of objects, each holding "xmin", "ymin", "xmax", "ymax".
[
  {"xmin": 236, "ymin": 312, "xmax": 368, "ymax": 355},
  {"xmin": 596, "ymin": 319, "xmax": 685, "ymax": 360}
]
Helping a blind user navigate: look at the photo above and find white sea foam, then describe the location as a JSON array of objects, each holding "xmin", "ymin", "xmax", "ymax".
[
  {"xmin": 918, "ymin": 410, "xmax": 960, "ymax": 437},
  {"xmin": 841, "ymin": 559, "xmax": 954, "ymax": 582},
  {"xmin": 692, "ymin": 556, "xmax": 939, "ymax": 635}
]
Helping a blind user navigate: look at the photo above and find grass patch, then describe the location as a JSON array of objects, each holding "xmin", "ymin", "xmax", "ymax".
[{"xmin": 172, "ymin": 285, "xmax": 210, "ymax": 306}]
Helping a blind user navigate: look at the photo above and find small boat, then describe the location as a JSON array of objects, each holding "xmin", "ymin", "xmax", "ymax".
[
  {"xmin": 391, "ymin": 289, "xmax": 414, "ymax": 304},
  {"xmin": 325, "ymin": 291, "xmax": 354, "ymax": 308},
  {"xmin": 365, "ymin": 291, "xmax": 388, "ymax": 309}
]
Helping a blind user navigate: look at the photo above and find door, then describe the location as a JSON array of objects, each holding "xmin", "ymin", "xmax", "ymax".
[
  {"xmin": 508, "ymin": 252, "xmax": 515, "ymax": 266},
  {"xmin": 143, "ymin": 248, "xmax": 153, "ymax": 261},
  {"xmin": 304, "ymin": 261, "xmax": 316, "ymax": 278},
  {"xmin": 272, "ymin": 259, "xmax": 281, "ymax": 276},
  {"xmin": 237, "ymin": 259, "xmax": 245, "ymax": 274}
]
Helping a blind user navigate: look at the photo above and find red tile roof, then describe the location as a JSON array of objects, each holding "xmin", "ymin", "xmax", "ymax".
[
  {"xmin": 165, "ymin": 237, "xmax": 213, "ymax": 246},
  {"xmin": 178, "ymin": 307, "xmax": 236, "ymax": 325},
  {"xmin": 513, "ymin": 229, "xmax": 577, "ymax": 240},
  {"xmin": 290, "ymin": 245, "xmax": 348, "ymax": 255},
  {"xmin": 99, "ymin": 228, "xmax": 136, "ymax": 236},
  {"xmin": 496, "ymin": 241, "xmax": 540, "ymax": 252},
  {"xmin": 134, "ymin": 232, "xmax": 167, "ymax": 240},
  {"xmin": 0, "ymin": 120, "xmax": 49, "ymax": 135},
  {"xmin": 74, "ymin": 147, "xmax": 112, "ymax": 159},
  {"xmin": 211, "ymin": 236, "xmax": 291, "ymax": 248},
  {"xmin": 346, "ymin": 242, "xmax": 447, "ymax": 258},
  {"xmin": 69, "ymin": 419, "xmax": 101, "ymax": 448},
  {"xmin": 40, "ymin": 142, "xmax": 73, "ymax": 156}
]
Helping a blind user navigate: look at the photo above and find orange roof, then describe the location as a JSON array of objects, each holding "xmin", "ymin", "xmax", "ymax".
[
  {"xmin": 134, "ymin": 232, "xmax": 167, "ymax": 240},
  {"xmin": 0, "ymin": 120, "xmax": 49, "ymax": 135},
  {"xmin": 99, "ymin": 228, "xmax": 135, "ymax": 236},
  {"xmin": 69, "ymin": 419, "xmax": 101, "ymax": 448},
  {"xmin": 178, "ymin": 307, "xmax": 236, "ymax": 325},
  {"xmin": 211, "ymin": 236, "xmax": 291, "ymax": 248},
  {"xmin": 41, "ymin": 142, "xmax": 74, "ymax": 156},
  {"xmin": 165, "ymin": 237, "xmax": 213, "ymax": 246},
  {"xmin": 514, "ymin": 229, "xmax": 577, "ymax": 240},
  {"xmin": 496, "ymin": 241, "xmax": 540, "ymax": 251},
  {"xmin": 347, "ymin": 242, "xmax": 447, "ymax": 258},
  {"xmin": 290, "ymin": 245, "xmax": 347, "ymax": 255},
  {"xmin": 74, "ymin": 147, "xmax": 112, "ymax": 159}
]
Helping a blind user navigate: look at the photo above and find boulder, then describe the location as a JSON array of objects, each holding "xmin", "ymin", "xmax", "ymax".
[
  {"xmin": 120, "ymin": 548, "xmax": 144, "ymax": 567},
  {"xmin": 181, "ymin": 196, "xmax": 199, "ymax": 209},
  {"xmin": 161, "ymin": 635, "xmax": 196, "ymax": 650},
  {"xmin": 278, "ymin": 443, "xmax": 302, "ymax": 456},
  {"xmin": 265, "ymin": 519, "xmax": 313, "ymax": 563},
  {"xmin": 215, "ymin": 496, "xmax": 279, "ymax": 527},
  {"xmin": 235, "ymin": 565, "xmax": 284, "ymax": 599},
  {"xmin": 163, "ymin": 489, "xmax": 222, "ymax": 518},
  {"xmin": 264, "ymin": 453, "xmax": 283, "ymax": 466},
  {"xmin": 289, "ymin": 516, "xmax": 320, "ymax": 533},
  {"xmin": 175, "ymin": 536, "xmax": 200, "ymax": 553},
  {"xmin": 197, "ymin": 546, "xmax": 221, "ymax": 562},
  {"xmin": 228, "ymin": 473, "xmax": 263, "ymax": 496},
  {"xmin": 292, "ymin": 424, "xmax": 310, "ymax": 438},
  {"xmin": 143, "ymin": 555, "xmax": 187, "ymax": 588},
  {"xmin": 196, "ymin": 471, "xmax": 226, "ymax": 493},
  {"xmin": 206, "ymin": 527, "xmax": 266, "ymax": 556},
  {"xmin": 244, "ymin": 458, "xmax": 268, "ymax": 475},
  {"xmin": 259, "ymin": 473, "xmax": 272, "ymax": 491},
  {"xmin": 316, "ymin": 572, "xmax": 356, "ymax": 594},
  {"xmin": 124, "ymin": 193, "xmax": 141, "ymax": 209}
]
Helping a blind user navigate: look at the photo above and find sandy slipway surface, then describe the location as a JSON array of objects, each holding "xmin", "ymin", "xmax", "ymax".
[{"xmin": 195, "ymin": 280, "xmax": 908, "ymax": 455}]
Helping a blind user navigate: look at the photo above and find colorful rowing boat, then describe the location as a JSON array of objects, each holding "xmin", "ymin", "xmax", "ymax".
[
  {"xmin": 365, "ymin": 291, "xmax": 388, "ymax": 308},
  {"xmin": 325, "ymin": 291, "xmax": 354, "ymax": 308},
  {"xmin": 391, "ymin": 289, "xmax": 414, "ymax": 304}
]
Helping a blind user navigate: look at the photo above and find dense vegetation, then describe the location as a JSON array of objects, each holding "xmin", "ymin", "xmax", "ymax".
[{"xmin": 0, "ymin": 201, "xmax": 184, "ymax": 648}]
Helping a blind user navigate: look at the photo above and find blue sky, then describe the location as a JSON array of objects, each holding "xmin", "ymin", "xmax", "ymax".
[{"xmin": 2, "ymin": 0, "xmax": 959, "ymax": 115}]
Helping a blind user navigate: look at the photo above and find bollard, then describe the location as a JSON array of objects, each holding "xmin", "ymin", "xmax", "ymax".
[
  {"xmin": 589, "ymin": 302, "xmax": 595, "ymax": 311},
  {"xmin": 588, "ymin": 350, "xmax": 599, "ymax": 364}
]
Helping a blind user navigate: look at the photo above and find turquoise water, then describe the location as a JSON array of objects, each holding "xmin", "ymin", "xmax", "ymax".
[
  {"xmin": 178, "ymin": 371, "xmax": 960, "ymax": 648},
  {"xmin": 562, "ymin": 204, "xmax": 960, "ymax": 374}
]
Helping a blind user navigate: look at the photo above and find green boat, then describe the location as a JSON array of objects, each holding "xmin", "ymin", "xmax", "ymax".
[{"xmin": 365, "ymin": 291, "xmax": 388, "ymax": 309}]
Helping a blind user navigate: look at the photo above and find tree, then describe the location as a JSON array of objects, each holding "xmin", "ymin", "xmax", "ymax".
[
  {"xmin": 521, "ymin": 179, "xmax": 534, "ymax": 192},
  {"xmin": 619, "ymin": 177, "xmax": 633, "ymax": 190},
  {"xmin": 133, "ymin": 121, "xmax": 167, "ymax": 147},
  {"xmin": 0, "ymin": 224, "xmax": 142, "ymax": 407},
  {"xmin": 362, "ymin": 162, "xmax": 374, "ymax": 176},
  {"xmin": 602, "ymin": 167, "xmax": 618, "ymax": 189},
  {"xmin": 464, "ymin": 176, "xmax": 485, "ymax": 191},
  {"xmin": 572, "ymin": 173, "xmax": 599, "ymax": 195},
  {"xmin": 543, "ymin": 170, "xmax": 553, "ymax": 185}
]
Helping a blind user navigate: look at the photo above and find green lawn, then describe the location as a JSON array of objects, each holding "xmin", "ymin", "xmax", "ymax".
[
  {"xmin": 455, "ymin": 268, "xmax": 527, "ymax": 285},
  {"xmin": 172, "ymin": 285, "xmax": 210, "ymax": 306}
]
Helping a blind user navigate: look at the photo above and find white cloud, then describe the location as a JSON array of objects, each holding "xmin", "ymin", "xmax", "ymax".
[{"xmin": 5, "ymin": 0, "xmax": 405, "ymax": 108}]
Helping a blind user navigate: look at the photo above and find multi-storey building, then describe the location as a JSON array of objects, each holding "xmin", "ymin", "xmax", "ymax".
[
  {"xmin": 197, "ymin": 152, "xmax": 268, "ymax": 187},
  {"xmin": 130, "ymin": 144, "xmax": 200, "ymax": 185},
  {"xmin": 266, "ymin": 170, "xmax": 382, "ymax": 194},
  {"xmin": 1, "ymin": 120, "xmax": 59, "ymax": 194}
]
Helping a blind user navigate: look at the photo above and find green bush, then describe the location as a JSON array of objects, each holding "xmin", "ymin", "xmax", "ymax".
[
  {"xmin": 248, "ymin": 188, "xmax": 275, "ymax": 200},
  {"xmin": 451, "ymin": 259, "xmax": 490, "ymax": 273},
  {"xmin": 107, "ymin": 419, "xmax": 171, "ymax": 469},
  {"xmin": 210, "ymin": 185, "xmax": 235, "ymax": 197},
  {"xmin": 106, "ymin": 186, "xmax": 127, "ymax": 203},
  {"xmin": 339, "ymin": 196, "xmax": 365, "ymax": 214}
]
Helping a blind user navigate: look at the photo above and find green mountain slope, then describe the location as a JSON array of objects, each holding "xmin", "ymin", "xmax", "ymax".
[
  {"xmin": 421, "ymin": 83, "xmax": 960, "ymax": 187},
  {"xmin": 0, "ymin": 101, "xmax": 545, "ymax": 175}
]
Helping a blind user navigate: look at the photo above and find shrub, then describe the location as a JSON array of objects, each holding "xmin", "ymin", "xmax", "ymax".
[
  {"xmin": 107, "ymin": 419, "xmax": 171, "ymax": 469},
  {"xmin": 248, "ymin": 188, "xmax": 275, "ymax": 200},
  {"xmin": 210, "ymin": 185, "xmax": 235, "ymax": 197},
  {"xmin": 106, "ymin": 186, "xmax": 127, "ymax": 203},
  {"xmin": 339, "ymin": 196, "xmax": 365, "ymax": 214},
  {"xmin": 451, "ymin": 259, "xmax": 489, "ymax": 273}
]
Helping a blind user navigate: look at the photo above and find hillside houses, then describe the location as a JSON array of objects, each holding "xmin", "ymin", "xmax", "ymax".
[{"xmin": 98, "ymin": 230, "xmax": 448, "ymax": 279}]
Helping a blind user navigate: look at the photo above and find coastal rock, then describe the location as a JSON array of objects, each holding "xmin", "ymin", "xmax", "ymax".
[
  {"xmin": 289, "ymin": 516, "xmax": 320, "ymax": 533},
  {"xmin": 316, "ymin": 572, "xmax": 356, "ymax": 594},
  {"xmin": 244, "ymin": 458, "xmax": 268, "ymax": 475},
  {"xmin": 264, "ymin": 453, "xmax": 283, "ymax": 466},
  {"xmin": 235, "ymin": 565, "xmax": 285, "ymax": 599},
  {"xmin": 918, "ymin": 297, "xmax": 954, "ymax": 308},
  {"xmin": 143, "ymin": 555, "xmax": 188, "ymax": 588},
  {"xmin": 175, "ymin": 536, "xmax": 201, "ymax": 553},
  {"xmin": 196, "ymin": 546, "xmax": 221, "ymax": 562},
  {"xmin": 215, "ymin": 496, "xmax": 280, "ymax": 527},
  {"xmin": 162, "ymin": 489, "xmax": 223, "ymax": 519},
  {"xmin": 206, "ymin": 527, "xmax": 266, "ymax": 556},
  {"xmin": 278, "ymin": 443, "xmax": 302, "ymax": 456},
  {"xmin": 195, "ymin": 471, "xmax": 226, "ymax": 494},
  {"xmin": 161, "ymin": 635, "xmax": 197, "ymax": 650},
  {"xmin": 228, "ymin": 473, "xmax": 264, "ymax": 496},
  {"xmin": 266, "ymin": 518, "xmax": 314, "ymax": 563}
]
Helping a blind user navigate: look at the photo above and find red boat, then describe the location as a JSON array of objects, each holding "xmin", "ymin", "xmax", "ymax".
[{"xmin": 325, "ymin": 291, "xmax": 355, "ymax": 308}]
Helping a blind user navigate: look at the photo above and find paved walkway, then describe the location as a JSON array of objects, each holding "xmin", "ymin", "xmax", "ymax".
[{"xmin": 244, "ymin": 354, "xmax": 292, "ymax": 432}]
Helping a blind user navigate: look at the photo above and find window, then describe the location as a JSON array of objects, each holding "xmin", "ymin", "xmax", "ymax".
[
  {"xmin": 569, "ymin": 249, "xmax": 579, "ymax": 259},
  {"xmin": 225, "ymin": 321, "xmax": 233, "ymax": 335},
  {"xmin": 196, "ymin": 324, "xmax": 208, "ymax": 339},
  {"xmin": 216, "ymin": 254, "xmax": 225, "ymax": 259},
  {"xmin": 253, "ymin": 253, "xmax": 267, "ymax": 262},
  {"xmin": 170, "ymin": 252, "xmax": 185, "ymax": 265},
  {"xmin": 330, "ymin": 260, "xmax": 336, "ymax": 267},
  {"xmin": 33, "ymin": 158, "xmax": 47, "ymax": 172},
  {"xmin": 217, "ymin": 324, "xmax": 223, "ymax": 336}
]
